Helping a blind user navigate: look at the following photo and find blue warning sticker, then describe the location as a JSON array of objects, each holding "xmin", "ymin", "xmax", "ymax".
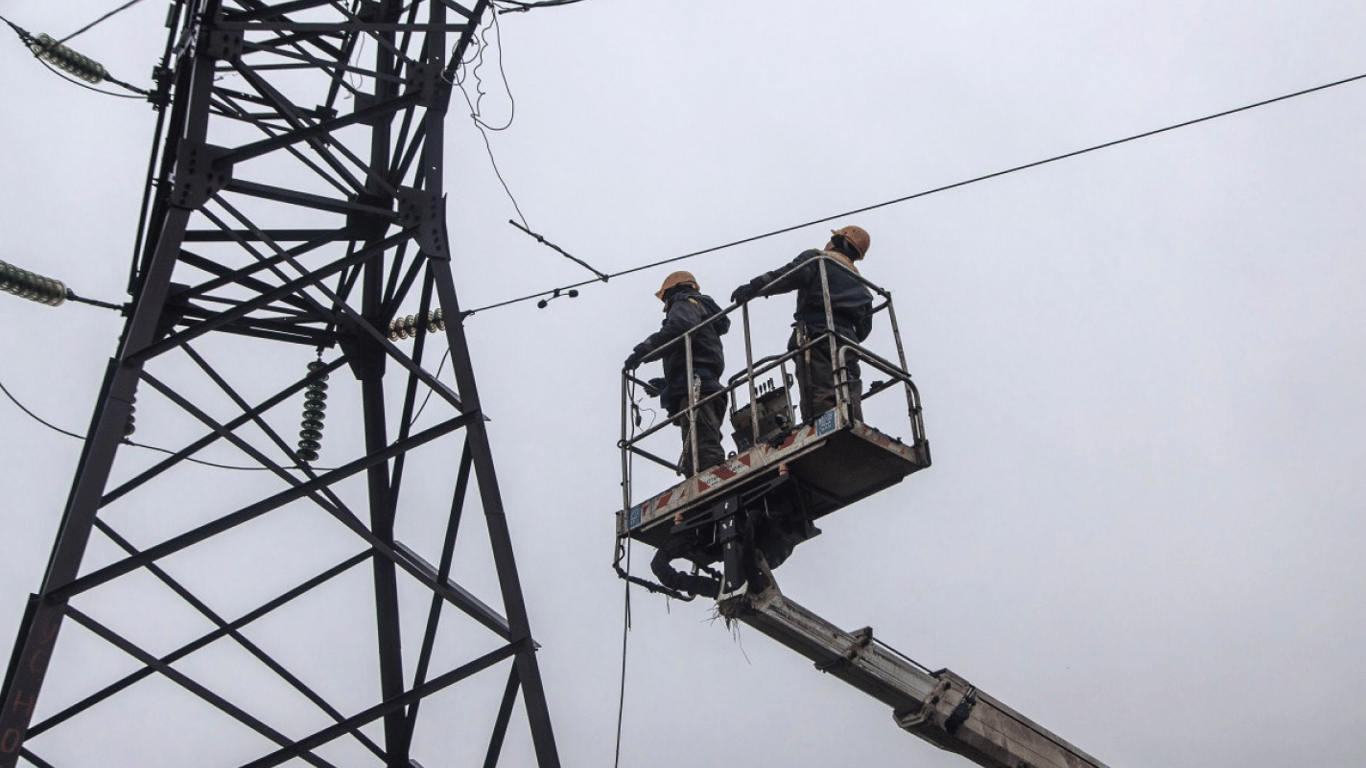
[{"xmin": 815, "ymin": 410, "xmax": 837, "ymax": 437}]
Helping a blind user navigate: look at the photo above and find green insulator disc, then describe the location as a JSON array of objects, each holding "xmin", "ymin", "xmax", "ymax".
[
  {"xmin": 298, "ymin": 439, "xmax": 321, "ymax": 452},
  {"xmin": 303, "ymin": 409, "xmax": 326, "ymax": 421},
  {"xmin": 297, "ymin": 449, "xmax": 319, "ymax": 462},
  {"xmin": 302, "ymin": 419, "xmax": 324, "ymax": 431},
  {"xmin": 299, "ymin": 428, "xmax": 323, "ymax": 441}
]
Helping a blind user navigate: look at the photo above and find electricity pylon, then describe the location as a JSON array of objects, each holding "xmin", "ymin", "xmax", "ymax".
[{"xmin": 0, "ymin": 1, "xmax": 560, "ymax": 766}]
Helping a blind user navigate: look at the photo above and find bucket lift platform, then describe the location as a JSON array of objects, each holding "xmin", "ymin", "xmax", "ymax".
[
  {"xmin": 616, "ymin": 257, "xmax": 929, "ymax": 596},
  {"xmin": 620, "ymin": 407, "xmax": 930, "ymax": 551}
]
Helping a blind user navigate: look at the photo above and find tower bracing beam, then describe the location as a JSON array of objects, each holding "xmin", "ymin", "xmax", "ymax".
[{"xmin": 1, "ymin": 1, "xmax": 560, "ymax": 766}]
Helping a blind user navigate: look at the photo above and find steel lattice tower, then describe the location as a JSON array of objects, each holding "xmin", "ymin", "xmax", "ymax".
[{"xmin": 0, "ymin": 1, "xmax": 559, "ymax": 765}]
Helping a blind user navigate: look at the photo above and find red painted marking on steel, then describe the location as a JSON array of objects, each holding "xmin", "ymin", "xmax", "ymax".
[{"xmin": 713, "ymin": 465, "xmax": 737, "ymax": 480}]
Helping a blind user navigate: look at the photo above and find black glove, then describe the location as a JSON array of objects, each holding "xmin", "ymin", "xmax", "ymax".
[
  {"xmin": 624, "ymin": 348, "xmax": 646, "ymax": 370},
  {"xmin": 730, "ymin": 279, "xmax": 761, "ymax": 305},
  {"xmin": 644, "ymin": 377, "xmax": 665, "ymax": 397}
]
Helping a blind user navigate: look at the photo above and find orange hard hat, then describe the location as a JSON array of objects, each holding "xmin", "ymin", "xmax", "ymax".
[
  {"xmin": 830, "ymin": 225, "xmax": 870, "ymax": 259},
  {"xmin": 655, "ymin": 270, "xmax": 698, "ymax": 299}
]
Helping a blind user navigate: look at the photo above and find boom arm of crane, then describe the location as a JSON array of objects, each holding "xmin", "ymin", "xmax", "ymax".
[{"xmin": 724, "ymin": 586, "xmax": 1113, "ymax": 768}]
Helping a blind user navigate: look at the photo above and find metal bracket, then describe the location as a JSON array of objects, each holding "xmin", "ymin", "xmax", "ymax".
[
  {"xmin": 397, "ymin": 187, "xmax": 448, "ymax": 259},
  {"xmin": 407, "ymin": 61, "xmax": 450, "ymax": 113},
  {"xmin": 199, "ymin": 29, "xmax": 243, "ymax": 61},
  {"xmin": 170, "ymin": 142, "xmax": 231, "ymax": 210},
  {"xmin": 715, "ymin": 497, "xmax": 746, "ymax": 598},
  {"xmin": 894, "ymin": 677, "xmax": 953, "ymax": 730},
  {"xmin": 815, "ymin": 625, "xmax": 873, "ymax": 672},
  {"xmin": 944, "ymin": 687, "xmax": 978, "ymax": 734}
]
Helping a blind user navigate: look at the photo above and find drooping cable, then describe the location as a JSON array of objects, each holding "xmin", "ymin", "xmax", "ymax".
[
  {"xmin": 0, "ymin": 372, "xmax": 333, "ymax": 472},
  {"xmin": 453, "ymin": 7, "xmax": 532, "ymax": 228},
  {"xmin": 613, "ymin": 538, "xmax": 632, "ymax": 768},
  {"xmin": 0, "ymin": 377, "xmax": 85, "ymax": 441},
  {"xmin": 463, "ymin": 69, "xmax": 1366, "ymax": 317}
]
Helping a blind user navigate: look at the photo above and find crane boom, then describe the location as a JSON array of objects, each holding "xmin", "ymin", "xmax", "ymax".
[{"xmin": 727, "ymin": 587, "xmax": 1113, "ymax": 768}]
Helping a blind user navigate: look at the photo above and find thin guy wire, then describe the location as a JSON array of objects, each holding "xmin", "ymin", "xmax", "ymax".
[{"xmin": 464, "ymin": 69, "xmax": 1366, "ymax": 317}]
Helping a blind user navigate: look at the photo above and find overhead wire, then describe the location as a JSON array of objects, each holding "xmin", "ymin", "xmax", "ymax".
[
  {"xmin": 462, "ymin": 69, "xmax": 1366, "ymax": 317},
  {"xmin": 0, "ymin": 373, "xmax": 276, "ymax": 471},
  {"xmin": 494, "ymin": 0, "xmax": 590, "ymax": 12},
  {"xmin": 54, "ymin": 0, "xmax": 147, "ymax": 47}
]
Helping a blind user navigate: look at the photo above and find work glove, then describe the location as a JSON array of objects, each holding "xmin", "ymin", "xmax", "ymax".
[
  {"xmin": 624, "ymin": 348, "xmax": 647, "ymax": 370},
  {"xmin": 644, "ymin": 377, "xmax": 665, "ymax": 397},
  {"xmin": 730, "ymin": 278, "xmax": 762, "ymax": 305}
]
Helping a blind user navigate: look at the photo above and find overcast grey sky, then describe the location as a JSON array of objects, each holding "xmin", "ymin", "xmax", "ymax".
[{"xmin": 3, "ymin": 1, "xmax": 1366, "ymax": 766}]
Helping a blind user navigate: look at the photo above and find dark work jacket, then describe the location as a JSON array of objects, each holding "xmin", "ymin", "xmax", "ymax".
[
  {"xmin": 631, "ymin": 290, "xmax": 730, "ymax": 414},
  {"xmin": 753, "ymin": 249, "xmax": 873, "ymax": 341}
]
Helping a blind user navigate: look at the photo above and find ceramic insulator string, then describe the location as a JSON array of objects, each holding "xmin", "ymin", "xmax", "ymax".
[
  {"xmin": 0, "ymin": 259, "xmax": 68, "ymax": 307},
  {"xmin": 387, "ymin": 308, "xmax": 446, "ymax": 341},
  {"xmin": 296, "ymin": 361, "xmax": 328, "ymax": 463},
  {"xmin": 30, "ymin": 34, "xmax": 107, "ymax": 83}
]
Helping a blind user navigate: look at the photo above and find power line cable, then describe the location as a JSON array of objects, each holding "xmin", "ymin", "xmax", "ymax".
[
  {"xmin": 54, "ymin": 0, "xmax": 147, "ymax": 47},
  {"xmin": 463, "ymin": 69, "xmax": 1366, "ymax": 317},
  {"xmin": 0, "ymin": 377, "xmax": 85, "ymax": 441},
  {"xmin": 495, "ymin": 0, "xmax": 590, "ymax": 12},
  {"xmin": 0, "ymin": 372, "xmax": 324, "ymax": 472}
]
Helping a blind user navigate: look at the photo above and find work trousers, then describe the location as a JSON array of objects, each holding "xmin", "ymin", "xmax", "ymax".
[
  {"xmin": 674, "ymin": 395, "xmax": 727, "ymax": 477},
  {"xmin": 791, "ymin": 327, "xmax": 862, "ymax": 422}
]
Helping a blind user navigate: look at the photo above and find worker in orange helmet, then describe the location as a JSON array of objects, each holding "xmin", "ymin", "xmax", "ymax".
[
  {"xmin": 729, "ymin": 226, "xmax": 874, "ymax": 422},
  {"xmin": 625, "ymin": 271, "xmax": 732, "ymax": 476}
]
